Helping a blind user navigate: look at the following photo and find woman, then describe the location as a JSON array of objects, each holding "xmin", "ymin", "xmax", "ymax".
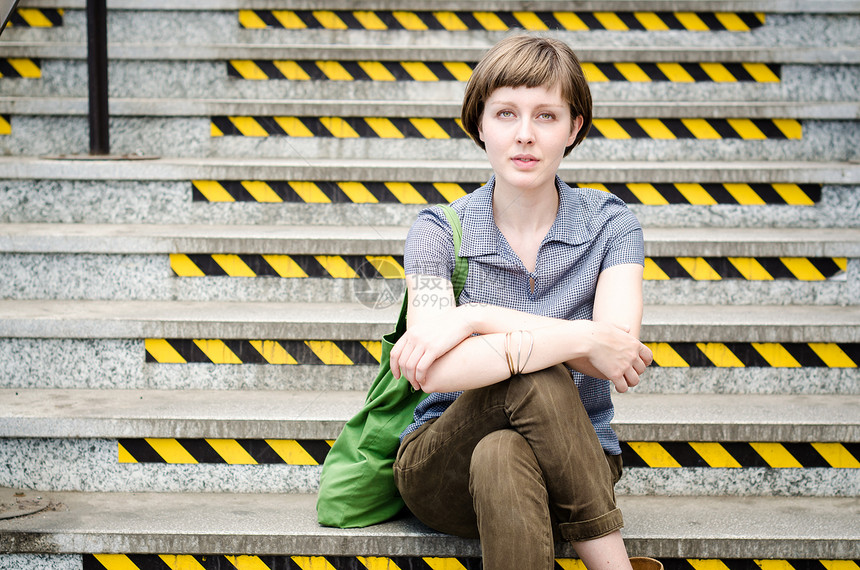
[{"xmin": 389, "ymin": 35, "xmax": 654, "ymax": 570}]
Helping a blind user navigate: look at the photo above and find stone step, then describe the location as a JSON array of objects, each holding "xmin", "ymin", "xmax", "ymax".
[
  {"xmin": 0, "ymin": 489, "xmax": 857, "ymax": 560},
  {"xmin": 0, "ymin": 390, "xmax": 857, "ymax": 495},
  {"xmin": 5, "ymin": 41, "xmax": 860, "ymax": 63},
  {"xmin": 2, "ymin": 117, "xmax": 855, "ymax": 162},
  {"xmin": 3, "ymin": 224, "xmax": 858, "ymax": 257},
  {"xmin": 3, "ymin": 9, "xmax": 859, "ymax": 50},
  {"xmin": 4, "ymin": 96, "xmax": 859, "ymax": 120},
  {"xmin": 0, "ymin": 224, "xmax": 855, "ymax": 305},
  {"xmin": 17, "ymin": 0, "xmax": 860, "ymax": 12},
  {"xmin": 6, "ymin": 157, "xmax": 853, "ymax": 229},
  {"xmin": 0, "ymin": 300, "xmax": 856, "ymax": 394},
  {"xmin": 1, "ymin": 299, "xmax": 857, "ymax": 342},
  {"xmin": 5, "ymin": 61, "xmax": 858, "ymax": 107}
]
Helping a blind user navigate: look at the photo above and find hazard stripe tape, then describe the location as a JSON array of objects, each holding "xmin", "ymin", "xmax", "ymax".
[
  {"xmin": 646, "ymin": 342, "xmax": 859, "ymax": 368},
  {"xmin": 228, "ymin": 60, "xmax": 780, "ymax": 83},
  {"xmin": 6, "ymin": 8, "xmax": 63, "ymax": 27},
  {"xmin": 84, "ymin": 556, "xmax": 860, "ymax": 570},
  {"xmin": 238, "ymin": 10, "xmax": 765, "ymax": 32},
  {"xmin": 210, "ymin": 116, "xmax": 467, "ymax": 139},
  {"xmin": 170, "ymin": 254, "xmax": 848, "ymax": 282},
  {"xmin": 210, "ymin": 116, "xmax": 802, "ymax": 140},
  {"xmin": 145, "ymin": 339, "xmax": 859, "ymax": 368},
  {"xmin": 144, "ymin": 339, "xmax": 383, "ymax": 365},
  {"xmin": 589, "ymin": 118, "xmax": 801, "ymax": 140},
  {"xmin": 621, "ymin": 442, "xmax": 860, "ymax": 468},
  {"xmin": 0, "ymin": 58, "xmax": 42, "ymax": 78},
  {"xmin": 0, "ymin": 115, "xmax": 10, "ymax": 135},
  {"xmin": 192, "ymin": 180, "xmax": 823, "ymax": 206},
  {"xmin": 170, "ymin": 253, "xmax": 406, "ymax": 279},
  {"xmin": 118, "ymin": 438, "xmax": 334, "ymax": 465},
  {"xmin": 117, "ymin": 439, "xmax": 860, "ymax": 468}
]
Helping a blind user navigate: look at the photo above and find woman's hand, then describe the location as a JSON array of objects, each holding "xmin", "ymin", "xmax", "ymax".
[
  {"xmin": 567, "ymin": 321, "xmax": 653, "ymax": 393},
  {"xmin": 390, "ymin": 308, "xmax": 474, "ymax": 390}
]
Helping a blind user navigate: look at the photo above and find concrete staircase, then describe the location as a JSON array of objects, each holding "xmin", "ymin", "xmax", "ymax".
[{"xmin": 1, "ymin": 1, "xmax": 859, "ymax": 569}]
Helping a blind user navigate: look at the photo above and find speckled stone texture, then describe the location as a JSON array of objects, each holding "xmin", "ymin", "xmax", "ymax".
[
  {"xmin": 0, "ymin": 338, "xmax": 376, "ymax": 391},
  {"xmin": 6, "ymin": 60, "xmax": 858, "ymax": 104},
  {"xmin": 2, "ymin": 180, "xmax": 859, "ymax": 229},
  {"xmin": 0, "ymin": 555, "xmax": 80, "ymax": 570},
  {"xmin": 3, "ymin": 116, "xmax": 858, "ymax": 162},
  {"xmin": 0, "ymin": 338, "xmax": 855, "ymax": 394},
  {"xmin": 1, "ymin": 438, "xmax": 856, "ymax": 496},
  {"xmin": 0, "ymin": 252, "xmax": 854, "ymax": 305},
  {"xmin": 0, "ymin": 438, "xmax": 322, "ymax": 494}
]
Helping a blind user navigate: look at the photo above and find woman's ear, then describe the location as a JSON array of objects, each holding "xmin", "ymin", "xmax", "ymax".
[{"xmin": 568, "ymin": 115, "xmax": 584, "ymax": 146}]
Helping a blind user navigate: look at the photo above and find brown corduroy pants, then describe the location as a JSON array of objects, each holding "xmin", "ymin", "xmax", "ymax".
[{"xmin": 394, "ymin": 364, "xmax": 624, "ymax": 570}]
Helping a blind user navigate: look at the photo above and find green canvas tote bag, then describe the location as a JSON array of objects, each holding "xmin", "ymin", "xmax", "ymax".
[{"xmin": 317, "ymin": 204, "xmax": 467, "ymax": 528}]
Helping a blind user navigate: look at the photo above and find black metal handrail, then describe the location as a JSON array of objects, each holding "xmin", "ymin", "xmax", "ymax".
[
  {"xmin": 0, "ymin": 0, "xmax": 21, "ymax": 36},
  {"xmin": 87, "ymin": 0, "xmax": 109, "ymax": 154}
]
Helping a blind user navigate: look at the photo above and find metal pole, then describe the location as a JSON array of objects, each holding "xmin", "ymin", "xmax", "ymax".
[
  {"xmin": 87, "ymin": 0, "xmax": 109, "ymax": 155},
  {"xmin": 0, "ymin": 0, "xmax": 22, "ymax": 37}
]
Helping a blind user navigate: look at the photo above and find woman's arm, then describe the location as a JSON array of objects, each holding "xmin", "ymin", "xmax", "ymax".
[{"xmin": 390, "ymin": 269, "xmax": 652, "ymax": 393}]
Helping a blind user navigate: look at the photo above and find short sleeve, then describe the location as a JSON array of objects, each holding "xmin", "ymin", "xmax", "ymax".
[
  {"xmin": 403, "ymin": 206, "xmax": 456, "ymax": 280},
  {"xmin": 601, "ymin": 204, "xmax": 645, "ymax": 272}
]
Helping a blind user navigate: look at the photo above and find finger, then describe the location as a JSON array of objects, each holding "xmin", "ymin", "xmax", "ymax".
[
  {"xmin": 403, "ymin": 349, "xmax": 425, "ymax": 387},
  {"xmin": 624, "ymin": 368, "xmax": 640, "ymax": 389},
  {"xmin": 632, "ymin": 358, "xmax": 647, "ymax": 375},
  {"xmin": 640, "ymin": 343, "xmax": 654, "ymax": 366},
  {"xmin": 611, "ymin": 376, "xmax": 629, "ymax": 393},
  {"xmin": 390, "ymin": 338, "xmax": 406, "ymax": 378}
]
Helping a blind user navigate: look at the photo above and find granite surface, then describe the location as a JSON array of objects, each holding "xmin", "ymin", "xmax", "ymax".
[
  {"xmin": 2, "ymin": 437, "xmax": 855, "ymax": 496},
  {"xmin": 0, "ymin": 338, "xmax": 856, "ymax": 393},
  {"xmin": 0, "ymin": 555, "xmax": 80, "ymax": 570}
]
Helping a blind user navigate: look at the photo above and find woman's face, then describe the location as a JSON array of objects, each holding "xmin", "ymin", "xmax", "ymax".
[{"xmin": 478, "ymin": 84, "xmax": 582, "ymax": 195}]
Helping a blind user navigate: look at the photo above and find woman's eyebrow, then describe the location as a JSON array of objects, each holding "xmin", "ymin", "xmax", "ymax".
[{"xmin": 486, "ymin": 100, "xmax": 566, "ymax": 109}]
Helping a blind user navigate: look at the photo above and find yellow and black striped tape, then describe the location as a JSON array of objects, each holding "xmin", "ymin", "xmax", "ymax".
[
  {"xmin": 117, "ymin": 438, "xmax": 859, "ymax": 468},
  {"xmin": 145, "ymin": 338, "xmax": 383, "ymax": 365},
  {"xmin": 6, "ymin": 8, "xmax": 63, "ymax": 27},
  {"xmin": 118, "ymin": 438, "xmax": 334, "ymax": 465},
  {"xmin": 228, "ymin": 59, "xmax": 780, "ymax": 83},
  {"xmin": 646, "ymin": 342, "xmax": 858, "ymax": 368},
  {"xmin": 0, "ymin": 58, "xmax": 41, "ymax": 78},
  {"xmin": 0, "ymin": 115, "xmax": 10, "ymax": 135},
  {"xmin": 171, "ymin": 253, "xmax": 405, "ymax": 279},
  {"xmin": 85, "ymin": 556, "xmax": 860, "ymax": 570},
  {"xmin": 238, "ymin": 10, "xmax": 765, "ymax": 32},
  {"xmin": 210, "ymin": 116, "xmax": 802, "ymax": 140},
  {"xmin": 145, "ymin": 339, "xmax": 859, "ymax": 368},
  {"xmin": 169, "ymin": 253, "xmax": 847, "ymax": 282},
  {"xmin": 621, "ymin": 441, "xmax": 860, "ymax": 469},
  {"xmin": 211, "ymin": 115, "xmax": 467, "ymax": 139},
  {"xmin": 191, "ymin": 180, "xmax": 823, "ymax": 206}
]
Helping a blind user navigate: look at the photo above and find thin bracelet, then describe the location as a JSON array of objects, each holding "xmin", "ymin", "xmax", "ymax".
[
  {"xmin": 518, "ymin": 330, "xmax": 535, "ymax": 374},
  {"xmin": 504, "ymin": 331, "xmax": 516, "ymax": 377}
]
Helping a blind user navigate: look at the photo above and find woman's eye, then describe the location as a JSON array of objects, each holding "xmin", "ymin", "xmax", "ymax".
[
  {"xmin": 498, "ymin": 110, "xmax": 514, "ymax": 118},
  {"xmin": 539, "ymin": 112, "xmax": 554, "ymax": 120}
]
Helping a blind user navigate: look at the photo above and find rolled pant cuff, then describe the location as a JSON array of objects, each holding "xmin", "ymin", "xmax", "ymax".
[{"xmin": 558, "ymin": 507, "xmax": 624, "ymax": 542}]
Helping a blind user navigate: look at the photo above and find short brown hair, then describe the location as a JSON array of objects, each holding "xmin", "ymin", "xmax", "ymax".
[{"xmin": 460, "ymin": 35, "xmax": 592, "ymax": 157}]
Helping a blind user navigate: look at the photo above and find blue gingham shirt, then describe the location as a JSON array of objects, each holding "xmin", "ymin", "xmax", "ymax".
[{"xmin": 401, "ymin": 176, "xmax": 644, "ymax": 455}]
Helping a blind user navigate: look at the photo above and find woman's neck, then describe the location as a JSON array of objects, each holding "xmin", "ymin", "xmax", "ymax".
[{"xmin": 492, "ymin": 177, "xmax": 559, "ymax": 237}]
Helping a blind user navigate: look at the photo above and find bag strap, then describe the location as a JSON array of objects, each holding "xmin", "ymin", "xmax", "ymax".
[
  {"xmin": 438, "ymin": 204, "xmax": 467, "ymax": 299},
  {"xmin": 393, "ymin": 204, "xmax": 467, "ymax": 336}
]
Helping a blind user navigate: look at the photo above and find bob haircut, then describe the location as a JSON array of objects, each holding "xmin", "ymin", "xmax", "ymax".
[{"xmin": 460, "ymin": 35, "xmax": 592, "ymax": 157}]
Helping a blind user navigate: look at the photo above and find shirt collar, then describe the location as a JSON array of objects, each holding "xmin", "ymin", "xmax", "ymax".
[{"xmin": 459, "ymin": 176, "xmax": 591, "ymax": 258}]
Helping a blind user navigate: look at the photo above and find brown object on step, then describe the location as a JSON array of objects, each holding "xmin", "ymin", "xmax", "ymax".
[{"xmin": 630, "ymin": 557, "xmax": 664, "ymax": 570}]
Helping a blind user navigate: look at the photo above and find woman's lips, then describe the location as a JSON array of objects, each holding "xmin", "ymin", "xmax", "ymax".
[{"xmin": 512, "ymin": 155, "xmax": 539, "ymax": 167}]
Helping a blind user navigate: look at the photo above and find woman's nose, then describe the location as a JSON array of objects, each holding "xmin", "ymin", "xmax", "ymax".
[{"xmin": 516, "ymin": 121, "xmax": 535, "ymax": 144}]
